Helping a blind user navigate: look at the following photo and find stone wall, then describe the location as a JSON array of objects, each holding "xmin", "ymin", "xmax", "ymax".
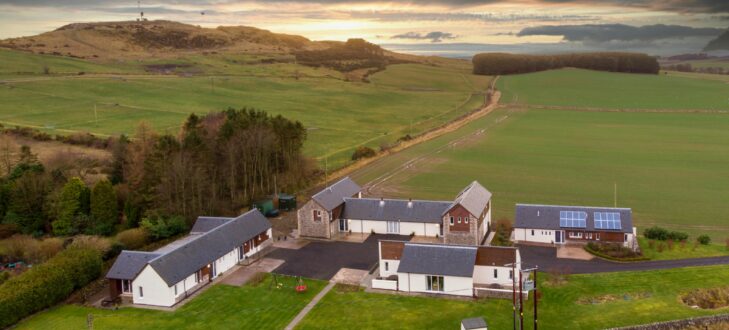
[
  {"xmin": 297, "ymin": 200, "xmax": 331, "ymax": 238},
  {"xmin": 607, "ymin": 314, "xmax": 729, "ymax": 330}
]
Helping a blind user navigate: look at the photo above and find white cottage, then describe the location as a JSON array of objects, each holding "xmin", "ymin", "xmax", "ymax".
[{"xmin": 106, "ymin": 210, "xmax": 272, "ymax": 307}]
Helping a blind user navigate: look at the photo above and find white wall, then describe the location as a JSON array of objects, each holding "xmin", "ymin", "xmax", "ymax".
[
  {"xmin": 514, "ymin": 228, "xmax": 558, "ymax": 244},
  {"xmin": 348, "ymin": 219, "xmax": 387, "ymax": 234},
  {"xmin": 400, "ymin": 273, "xmax": 473, "ymax": 297},
  {"xmin": 379, "ymin": 259, "xmax": 400, "ymax": 278},
  {"xmin": 213, "ymin": 248, "xmax": 238, "ymax": 279},
  {"xmin": 473, "ymin": 266, "xmax": 520, "ymax": 286},
  {"xmin": 132, "ymin": 265, "xmax": 175, "ymax": 307},
  {"xmin": 348, "ymin": 219, "xmax": 439, "ymax": 236},
  {"xmin": 372, "ymin": 279, "xmax": 398, "ymax": 290}
]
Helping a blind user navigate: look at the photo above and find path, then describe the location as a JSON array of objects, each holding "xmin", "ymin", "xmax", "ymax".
[
  {"xmin": 519, "ymin": 245, "xmax": 729, "ymax": 274},
  {"xmin": 285, "ymin": 282, "xmax": 335, "ymax": 330}
]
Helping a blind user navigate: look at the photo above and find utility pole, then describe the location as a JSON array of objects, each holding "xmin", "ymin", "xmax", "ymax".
[
  {"xmin": 507, "ymin": 261, "xmax": 521, "ymax": 330},
  {"xmin": 519, "ymin": 271, "xmax": 524, "ymax": 330},
  {"xmin": 533, "ymin": 269, "xmax": 538, "ymax": 330}
]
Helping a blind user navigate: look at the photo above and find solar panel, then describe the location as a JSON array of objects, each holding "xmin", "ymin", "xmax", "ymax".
[
  {"xmin": 559, "ymin": 211, "xmax": 587, "ymax": 228},
  {"xmin": 594, "ymin": 212, "xmax": 622, "ymax": 230}
]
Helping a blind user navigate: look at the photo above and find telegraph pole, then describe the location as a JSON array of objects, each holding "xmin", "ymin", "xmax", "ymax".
[
  {"xmin": 534, "ymin": 269, "xmax": 538, "ymax": 330},
  {"xmin": 519, "ymin": 272, "xmax": 524, "ymax": 330}
]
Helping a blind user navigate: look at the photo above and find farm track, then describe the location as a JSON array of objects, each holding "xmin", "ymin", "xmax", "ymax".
[{"xmin": 507, "ymin": 103, "xmax": 729, "ymax": 114}]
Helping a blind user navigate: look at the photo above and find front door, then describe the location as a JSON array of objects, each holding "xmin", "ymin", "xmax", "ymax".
[
  {"xmin": 339, "ymin": 218, "xmax": 348, "ymax": 232},
  {"xmin": 211, "ymin": 262, "xmax": 217, "ymax": 279},
  {"xmin": 555, "ymin": 231, "xmax": 563, "ymax": 243}
]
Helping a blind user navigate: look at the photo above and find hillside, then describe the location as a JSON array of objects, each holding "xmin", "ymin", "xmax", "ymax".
[
  {"xmin": 0, "ymin": 20, "xmax": 324, "ymax": 60},
  {"xmin": 704, "ymin": 29, "xmax": 729, "ymax": 51}
]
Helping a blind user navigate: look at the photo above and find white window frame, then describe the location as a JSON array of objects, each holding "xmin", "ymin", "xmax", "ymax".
[
  {"xmin": 464, "ymin": 216, "xmax": 469, "ymax": 224},
  {"xmin": 425, "ymin": 275, "xmax": 444, "ymax": 292},
  {"xmin": 138, "ymin": 286, "xmax": 144, "ymax": 298},
  {"xmin": 121, "ymin": 279, "xmax": 132, "ymax": 293}
]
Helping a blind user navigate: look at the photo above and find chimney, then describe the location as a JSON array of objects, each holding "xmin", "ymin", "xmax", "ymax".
[
  {"xmin": 407, "ymin": 198, "xmax": 413, "ymax": 208},
  {"xmin": 379, "ymin": 197, "xmax": 385, "ymax": 207}
]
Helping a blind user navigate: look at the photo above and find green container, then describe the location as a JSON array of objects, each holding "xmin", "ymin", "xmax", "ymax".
[
  {"xmin": 278, "ymin": 194, "xmax": 297, "ymax": 211},
  {"xmin": 253, "ymin": 199, "xmax": 274, "ymax": 216}
]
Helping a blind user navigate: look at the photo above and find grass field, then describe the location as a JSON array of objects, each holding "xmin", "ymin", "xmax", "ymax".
[
  {"xmin": 297, "ymin": 265, "xmax": 729, "ymax": 329},
  {"xmin": 497, "ymin": 68, "xmax": 729, "ymax": 110},
  {"xmin": 638, "ymin": 237, "xmax": 729, "ymax": 261},
  {"xmin": 355, "ymin": 106, "xmax": 729, "ymax": 241},
  {"xmin": 15, "ymin": 275, "xmax": 327, "ymax": 330},
  {"xmin": 0, "ymin": 49, "xmax": 490, "ymax": 168}
]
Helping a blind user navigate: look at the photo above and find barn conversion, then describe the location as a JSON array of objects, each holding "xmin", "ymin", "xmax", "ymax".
[
  {"xmin": 373, "ymin": 240, "xmax": 521, "ymax": 297},
  {"xmin": 106, "ymin": 210, "xmax": 272, "ymax": 307},
  {"xmin": 298, "ymin": 177, "xmax": 492, "ymax": 245},
  {"xmin": 513, "ymin": 204, "xmax": 637, "ymax": 250}
]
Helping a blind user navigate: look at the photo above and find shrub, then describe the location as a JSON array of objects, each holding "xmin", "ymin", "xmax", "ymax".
[
  {"xmin": 667, "ymin": 231, "xmax": 689, "ymax": 242},
  {"xmin": 0, "ymin": 224, "xmax": 18, "ymax": 239},
  {"xmin": 351, "ymin": 146, "xmax": 376, "ymax": 161},
  {"xmin": 697, "ymin": 235, "xmax": 711, "ymax": 245},
  {"xmin": 38, "ymin": 237, "xmax": 63, "ymax": 261},
  {"xmin": 115, "ymin": 228, "xmax": 149, "ymax": 250},
  {"xmin": 140, "ymin": 214, "xmax": 188, "ymax": 241},
  {"xmin": 68, "ymin": 235, "xmax": 112, "ymax": 256},
  {"xmin": 0, "ymin": 247, "xmax": 102, "ymax": 328},
  {"xmin": 647, "ymin": 239, "xmax": 655, "ymax": 249},
  {"xmin": 644, "ymin": 226, "xmax": 669, "ymax": 240},
  {"xmin": 682, "ymin": 286, "xmax": 729, "ymax": 309},
  {"xmin": 585, "ymin": 242, "xmax": 647, "ymax": 261},
  {"xmin": 0, "ymin": 235, "xmax": 39, "ymax": 263},
  {"xmin": 667, "ymin": 239, "xmax": 674, "ymax": 250}
]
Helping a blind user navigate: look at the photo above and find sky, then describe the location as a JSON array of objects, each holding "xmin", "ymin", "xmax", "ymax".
[{"xmin": 0, "ymin": 0, "xmax": 727, "ymax": 56}]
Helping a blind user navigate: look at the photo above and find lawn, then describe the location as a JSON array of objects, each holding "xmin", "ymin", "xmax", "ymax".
[
  {"xmin": 15, "ymin": 275, "xmax": 327, "ymax": 330},
  {"xmin": 497, "ymin": 68, "xmax": 729, "ymax": 110},
  {"xmin": 638, "ymin": 237, "xmax": 729, "ymax": 261},
  {"xmin": 0, "ymin": 48, "xmax": 491, "ymax": 168},
  {"xmin": 356, "ymin": 107, "xmax": 729, "ymax": 241},
  {"xmin": 298, "ymin": 265, "xmax": 729, "ymax": 329}
]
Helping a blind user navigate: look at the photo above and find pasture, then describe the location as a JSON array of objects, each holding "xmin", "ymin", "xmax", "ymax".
[
  {"xmin": 357, "ymin": 107, "xmax": 729, "ymax": 241},
  {"xmin": 497, "ymin": 68, "xmax": 729, "ymax": 110},
  {"xmin": 0, "ymin": 49, "xmax": 491, "ymax": 168}
]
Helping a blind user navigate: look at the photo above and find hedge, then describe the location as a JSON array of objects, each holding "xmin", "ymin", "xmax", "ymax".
[
  {"xmin": 0, "ymin": 247, "xmax": 102, "ymax": 328},
  {"xmin": 584, "ymin": 244, "xmax": 651, "ymax": 262},
  {"xmin": 472, "ymin": 52, "xmax": 660, "ymax": 76}
]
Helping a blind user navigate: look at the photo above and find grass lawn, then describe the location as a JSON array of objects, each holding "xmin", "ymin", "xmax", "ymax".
[
  {"xmin": 357, "ymin": 107, "xmax": 729, "ymax": 241},
  {"xmin": 638, "ymin": 237, "xmax": 729, "ymax": 261},
  {"xmin": 0, "ymin": 47, "xmax": 490, "ymax": 168},
  {"xmin": 497, "ymin": 68, "xmax": 729, "ymax": 110},
  {"xmin": 15, "ymin": 275, "xmax": 326, "ymax": 330},
  {"xmin": 298, "ymin": 265, "xmax": 729, "ymax": 329}
]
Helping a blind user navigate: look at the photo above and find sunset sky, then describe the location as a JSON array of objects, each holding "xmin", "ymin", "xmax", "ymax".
[{"xmin": 0, "ymin": 1, "xmax": 727, "ymax": 56}]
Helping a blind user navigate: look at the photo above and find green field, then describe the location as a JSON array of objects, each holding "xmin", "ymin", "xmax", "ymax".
[
  {"xmin": 0, "ymin": 49, "xmax": 490, "ymax": 168},
  {"xmin": 18, "ymin": 265, "xmax": 729, "ymax": 329},
  {"xmin": 354, "ymin": 106, "xmax": 729, "ymax": 241},
  {"xmin": 15, "ymin": 276, "xmax": 327, "ymax": 330},
  {"xmin": 497, "ymin": 68, "xmax": 729, "ymax": 110}
]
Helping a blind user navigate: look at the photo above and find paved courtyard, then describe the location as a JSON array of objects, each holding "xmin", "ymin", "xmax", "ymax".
[{"xmin": 267, "ymin": 234, "xmax": 411, "ymax": 280}]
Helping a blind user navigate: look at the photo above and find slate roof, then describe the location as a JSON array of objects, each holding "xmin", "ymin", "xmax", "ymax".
[
  {"xmin": 397, "ymin": 243, "xmax": 477, "ymax": 277},
  {"xmin": 341, "ymin": 198, "xmax": 451, "ymax": 223},
  {"xmin": 461, "ymin": 317, "xmax": 488, "ymax": 330},
  {"xmin": 106, "ymin": 251, "xmax": 161, "ymax": 280},
  {"xmin": 514, "ymin": 204, "xmax": 633, "ymax": 233},
  {"xmin": 190, "ymin": 216, "xmax": 233, "ymax": 233},
  {"xmin": 447, "ymin": 181, "xmax": 492, "ymax": 217},
  {"xmin": 106, "ymin": 210, "xmax": 272, "ymax": 286},
  {"xmin": 312, "ymin": 177, "xmax": 361, "ymax": 211}
]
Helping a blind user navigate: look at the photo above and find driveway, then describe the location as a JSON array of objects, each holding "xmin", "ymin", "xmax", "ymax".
[
  {"xmin": 267, "ymin": 234, "xmax": 411, "ymax": 280},
  {"xmin": 519, "ymin": 244, "xmax": 729, "ymax": 274}
]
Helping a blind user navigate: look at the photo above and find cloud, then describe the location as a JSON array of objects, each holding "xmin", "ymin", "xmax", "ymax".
[
  {"xmin": 349, "ymin": 11, "xmax": 597, "ymax": 23},
  {"xmin": 391, "ymin": 31, "xmax": 457, "ymax": 43},
  {"xmin": 517, "ymin": 24, "xmax": 725, "ymax": 43}
]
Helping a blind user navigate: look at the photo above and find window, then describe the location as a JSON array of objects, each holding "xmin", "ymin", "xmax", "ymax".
[
  {"xmin": 457, "ymin": 217, "xmax": 461, "ymax": 224},
  {"xmin": 509, "ymin": 270, "xmax": 514, "ymax": 280},
  {"xmin": 138, "ymin": 286, "xmax": 144, "ymax": 298},
  {"xmin": 493, "ymin": 269, "xmax": 498, "ymax": 278},
  {"xmin": 384, "ymin": 262, "xmax": 389, "ymax": 271},
  {"xmin": 195, "ymin": 271, "xmax": 201, "ymax": 283},
  {"xmin": 568, "ymin": 231, "xmax": 583, "ymax": 239},
  {"xmin": 464, "ymin": 217, "xmax": 469, "ymax": 224},
  {"xmin": 450, "ymin": 216, "xmax": 454, "ymax": 225},
  {"xmin": 596, "ymin": 233, "xmax": 601, "ymax": 240},
  {"xmin": 313, "ymin": 210, "xmax": 322, "ymax": 222},
  {"xmin": 624, "ymin": 234, "xmax": 628, "ymax": 242},
  {"xmin": 531, "ymin": 230, "xmax": 535, "ymax": 236},
  {"xmin": 386, "ymin": 221, "xmax": 400, "ymax": 234},
  {"xmin": 174, "ymin": 284, "xmax": 178, "ymax": 295},
  {"xmin": 426, "ymin": 275, "xmax": 444, "ymax": 292},
  {"xmin": 122, "ymin": 280, "xmax": 131, "ymax": 293}
]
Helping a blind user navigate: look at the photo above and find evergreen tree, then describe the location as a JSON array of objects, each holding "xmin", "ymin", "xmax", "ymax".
[
  {"xmin": 90, "ymin": 179, "xmax": 117, "ymax": 235},
  {"xmin": 52, "ymin": 177, "xmax": 86, "ymax": 236}
]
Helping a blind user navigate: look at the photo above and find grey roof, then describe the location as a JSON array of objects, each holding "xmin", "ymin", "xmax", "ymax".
[
  {"xmin": 397, "ymin": 243, "xmax": 477, "ymax": 277},
  {"xmin": 190, "ymin": 216, "xmax": 233, "ymax": 233},
  {"xmin": 106, "ymin": 251, "xmax": 161, "ymax": 280},
  {"xmin": 106, "ymin": 210, "xmax": 272, "ymax": 286},
  {"xmin": 312, "ymin": 177, "xmax": 361, "ymax": 211},
  {"xmin": 462, "ymin": 317, "xmax": 488, "ymax": 329},
  {"xmin": 341, "ymin": 198, "xmax": 451, "ymax": 223},
  {"xmin": 514, "ymin": 204, "xmax": 633, "ymax": 233},
  {"xmin": 447, "ymin": 181, "xmax": 492, "ymax": 217}
]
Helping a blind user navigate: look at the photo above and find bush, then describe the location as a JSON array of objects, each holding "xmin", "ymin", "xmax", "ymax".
[
  {"xmin": 667, "ymin": 231, "xmax": 689, "ymax": 242},
  {"xmin": 68, "ymin": 235, "xmax": 112, "ymax": 256},
  {"xmin": 644, "ymin": 226, "xmax": 688, "ymax": 242},
  {"xmin": 351, "ymin": 146, "xmax": 376, "ymax": 161},
  {"xmin": 140, "ymin": 214, "xmax": 188, "ymax": 241},
  {"xmin": 682, "ymin": 286, "xmax": 729, "ymax": 309},
  {"xmin": 0, "ymin": 224, "xmax": 18, "ymax": 239},
  {"xmin": 697, "ymin": 235, "xmax": 711, "ymax": 245},
  {"xmin": 585, "ymin": 242, "xmax": 648, "ymax": 261},
  {"xmin": 0, "ymin": 247, "xmax": 102, "ymax": 328},
  {"xmin": 115, "ymin": 228, "xmax": 150, "ymax": 250}
]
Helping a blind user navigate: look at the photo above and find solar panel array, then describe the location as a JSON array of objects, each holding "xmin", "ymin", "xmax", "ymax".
[
  {"xmin": 594, "ymin": 212, "xmax": 622, "ymax": 230},
  {"xmin": 559, "ymin": 211, "xmax": 587, "ymax": 228}
]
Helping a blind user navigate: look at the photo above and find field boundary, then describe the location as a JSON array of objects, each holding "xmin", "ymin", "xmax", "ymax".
[{"xmin": 503, "ymin": 103, "xmax": 729, "ymax": 114}]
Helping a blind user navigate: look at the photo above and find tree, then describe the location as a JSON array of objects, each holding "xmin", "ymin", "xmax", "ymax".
[
  {"xmin": 109, "ymin": 135, "xmax": 129, "ymax": 185},
  {"xmin": 90, "ymin": 179, "xmax": 118, "ymax": 235},
  {"xmin": 4, "ymin": 171, "xmax": 50, "ymax": 234},
  {"xmin": 52, "ymin": 177, "xmax": 88, "ymax": 236}
]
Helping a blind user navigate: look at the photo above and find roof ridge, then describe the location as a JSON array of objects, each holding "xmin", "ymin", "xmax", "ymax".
[
  {"xmin": 517, "ymin": 203, "xmax": 631, "ymax": 210},
  {"xmin": 345, "ymin": 197, "xmax": 452, "ymax": 203},
  {"xmin": 405, "ymin": 242, "xmax": 477, "ymax": 250}
]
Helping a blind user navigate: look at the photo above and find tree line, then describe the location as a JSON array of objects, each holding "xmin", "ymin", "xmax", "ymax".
[
  {"xmin": 472, "ymin": 52, "xmax": 660, "ymax": 75},
  {"xmin": 295, "ymin": 38, "xmax": 403, "ymax": 72}
]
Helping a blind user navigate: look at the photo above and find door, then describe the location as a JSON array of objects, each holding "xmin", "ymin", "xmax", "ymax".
[
  {"xmin": 339, "ymin": 218, "xmax": 348, "ymax": 232},
  {"xmin": 386, "ymin": 221, "xmax": 400, "ymax": 234},
  {"xmin": 555, "ymin": 231, "xmax": 562, "ymax": 243},
  {"xmin": 211, "ymin": 262, "xmax": 217, "ymax": 278}
]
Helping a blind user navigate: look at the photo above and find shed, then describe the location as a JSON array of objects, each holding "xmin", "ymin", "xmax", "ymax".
[
  {"xmin": 253, "ymin": 199, "xmax": 275, "ymax": 217},
  {"xmin": 278, "ymin": 194, "xmax": 297, "ymax": 211},
  {"xmin": 461, "ymin": 317, "xmax": 487, "ymax": 330}
]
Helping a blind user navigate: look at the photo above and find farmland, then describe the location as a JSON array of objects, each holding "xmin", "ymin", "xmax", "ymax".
[
  {"xmin": 0, "ymin": 48, "xmax": 491, "ymax": 168},
  {"xmin": 497, "ymin": 68, "xmax": 729, "ymax": 110}
]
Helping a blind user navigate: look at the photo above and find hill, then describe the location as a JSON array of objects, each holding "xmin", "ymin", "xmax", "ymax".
[{"xmin": 704, "ymin": 29, "xmax": 729, "ymax": 51}]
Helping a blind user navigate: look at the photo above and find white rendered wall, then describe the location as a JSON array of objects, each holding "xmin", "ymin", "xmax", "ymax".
[
  {"xmin": 132, "ymin": 265, "xmax": 175, "ymax": 307},
  {"xmin": 214, "ymin": 248, "xmax": 238, "ymax": 278},
  {"xmin": 348, "ymin": 220, "xmax": 439, "ymax": 236},
  {"xmin": 514, "ymin": 228, "xmax": 557, "ymax": 244},
  {"xmin": 473, "ymin": 266, "xmax": 520, "ymax": 286},
  {"xmin": 379, "ymin": 259, "xmax": 400, "ymax": 278},
  {"xmin": 399, "ymin": 273, "xmax": 473, "ymax": 297}
]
